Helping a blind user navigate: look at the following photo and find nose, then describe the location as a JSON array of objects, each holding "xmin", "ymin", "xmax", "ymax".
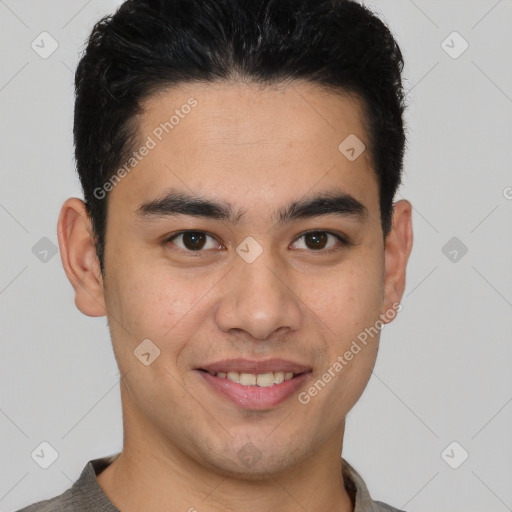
[{"xmin": 215, "ymin": 248, "xmax": 303, "ymax": 340}]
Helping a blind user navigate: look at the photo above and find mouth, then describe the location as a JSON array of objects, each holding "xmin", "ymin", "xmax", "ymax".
[
  {"xmin": 195, "ymin": 359, "xmax": 312, "ymax": 410},
  {"xmin": 198, "ymin": 369, "xmax": 305, "ymax": 387}
]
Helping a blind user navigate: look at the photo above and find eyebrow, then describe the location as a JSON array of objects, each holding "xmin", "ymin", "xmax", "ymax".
[{"xmin": 136, "ymin": 188, "xmax": 368, "ymax": 225}]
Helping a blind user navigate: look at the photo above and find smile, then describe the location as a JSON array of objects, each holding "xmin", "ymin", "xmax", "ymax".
[
  {"xmin": 201, "ymin": 370, "xmax": 298, "ymax": 387},
  {"xmin": 197, "ymin": 368, "xmax": 312, "ymax": 410}
]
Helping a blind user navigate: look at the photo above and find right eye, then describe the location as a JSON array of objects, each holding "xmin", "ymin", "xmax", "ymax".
[{"xmin": 165, "ymin": 231, "xmax": 224, "ymax": 253}]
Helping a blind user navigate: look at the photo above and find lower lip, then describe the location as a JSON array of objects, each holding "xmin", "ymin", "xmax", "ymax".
[{"xmin": 197, "ymin": 371, "xmax": 311, "ymax": 410}]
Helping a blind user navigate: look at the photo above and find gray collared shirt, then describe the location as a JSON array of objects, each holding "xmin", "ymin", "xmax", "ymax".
[{"xmin": 17, "ymin": 454, "xmax": 406, "ymax": 512}]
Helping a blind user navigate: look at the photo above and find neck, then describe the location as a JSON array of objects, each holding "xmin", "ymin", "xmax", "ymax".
[{"xmin": 96, "ymin": 389, "xmax": 354, "ymax": 512}]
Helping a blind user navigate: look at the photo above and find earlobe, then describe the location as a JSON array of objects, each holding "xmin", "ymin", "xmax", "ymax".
[
  {"xmin": 381, "ymin": 199, "xmax": 413, "ymax": 322},
  {"xmin": 57, "ymin": 198, "xmax": 107, "ymax": 317}
]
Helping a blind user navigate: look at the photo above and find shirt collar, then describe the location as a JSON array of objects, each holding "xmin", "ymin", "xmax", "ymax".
[{"xmin": 342, "ymin": 457, "xmax": 384, "ymax": 512}]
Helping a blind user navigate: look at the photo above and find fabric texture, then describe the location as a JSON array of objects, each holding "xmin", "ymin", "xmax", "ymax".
[{"xmin": 17, "ymin": 454, "xmax": 406, "ymax": 512}]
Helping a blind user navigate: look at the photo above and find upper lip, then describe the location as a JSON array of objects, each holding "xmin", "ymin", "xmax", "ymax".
[{"xmin": 198, "ymin": 358, "xmax": 312, "ymax": 374}]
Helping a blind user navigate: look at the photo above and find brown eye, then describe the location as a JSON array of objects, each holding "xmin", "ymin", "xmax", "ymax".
[
  {"xmin": 182, "ymin": 232, "xmax": 206, "ymax": 250},
  {"xmin": 291, "ymin": 231, "xmax": 347, "ymax": 252},
  {"xmin": 167, "ymin": 231, "xmax": 220, "ymax": 252},
  {"xmin": 303, "ymin": 232, "xmax": 328, "ymax": 250}
]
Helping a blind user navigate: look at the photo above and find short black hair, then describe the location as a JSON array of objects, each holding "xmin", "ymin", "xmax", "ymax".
[{"xmin": 74, "ymin": 0, "xmax": 407, "ymax": 275}]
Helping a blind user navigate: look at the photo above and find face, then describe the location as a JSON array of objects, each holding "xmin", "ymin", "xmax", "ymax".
[{"xmin": 61, "ymin": 80, "xmax": 411, "ymax": 478}]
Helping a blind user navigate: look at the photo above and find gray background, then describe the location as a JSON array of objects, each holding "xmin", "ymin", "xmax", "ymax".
[{"xmin": 1, "ymin": 1, "xmax": 511, "ymax": 510}]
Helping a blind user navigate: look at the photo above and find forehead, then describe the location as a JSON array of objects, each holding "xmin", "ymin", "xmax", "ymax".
[{"xmin": 108, "ymin": 80, "xmax": 379, "ymax": 223}]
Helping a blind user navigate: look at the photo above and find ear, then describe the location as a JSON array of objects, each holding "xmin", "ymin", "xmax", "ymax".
[
  {"xmin": 57, "ymin": 198, "xmax": 106, "ymax": 317},
  {"xmin": 381, "ymin": 199, "xmax": 413, "ymax": 322}
]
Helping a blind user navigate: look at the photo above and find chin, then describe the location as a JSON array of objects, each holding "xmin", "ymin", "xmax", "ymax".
[{"xmin": 197, "ymin": 438, "xmax": 306, "ymax": 480}]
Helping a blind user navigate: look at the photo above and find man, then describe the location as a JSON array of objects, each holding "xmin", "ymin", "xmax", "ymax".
[{"xmin": 19, "ymin": 0, "xmax": 413, "ymax": 510}]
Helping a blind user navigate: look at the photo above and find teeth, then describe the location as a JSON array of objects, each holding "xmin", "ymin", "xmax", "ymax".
[
  {"xmin": 239, "ymin": 373, "xmax": 257, "ymax": 386},
  {"xmin": 214, "ymin": 370, "xmax": 298, "ymax": 387},
  {"xmin": 227, "ymin": 371, "xmax": 239, "ymax": 383},
  {"xmin": 273, "ymin": 372, "xmax": 285, "ymax": 384},
  {"xmin": 257, "ymin": 372, "xmax": 275, "ymax": 387}
]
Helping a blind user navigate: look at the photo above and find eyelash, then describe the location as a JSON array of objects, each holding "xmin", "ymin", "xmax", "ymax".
[{"xmin": 164, "ymin": 230, "xmax": 349, "ymax": 255}]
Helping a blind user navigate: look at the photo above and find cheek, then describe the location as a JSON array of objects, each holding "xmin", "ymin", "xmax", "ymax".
[
  {"xmin": 313, "ymin": 263, "xmax": 384, "ymax": 408},
  {"xmin": 104, "ymin": 256, "xmax": 218, "ymax": 348},
  {"xmin": 304, "ymin": 259, "xmax": 384, "ymax": 340}
]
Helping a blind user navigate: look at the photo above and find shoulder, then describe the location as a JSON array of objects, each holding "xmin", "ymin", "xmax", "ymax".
[
  {"xmin": 15, "ymin": 454, "xmax": 120, "ymax": 512},
  {"xmin": 373, "ymin": 500, "xmax": 407, "ymax": 512},
  {"xmin": 15, "ymin": 487, "xmax": 75, "ymax": 512},
  {"xmin": 341, "ymin": 458, "xmax": 407, "ymax": 512}
]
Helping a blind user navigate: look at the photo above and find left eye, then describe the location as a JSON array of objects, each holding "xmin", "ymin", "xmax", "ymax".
[{"xmin": 291, "ymin": 231, "xmax": 346, "ymax": 252}]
